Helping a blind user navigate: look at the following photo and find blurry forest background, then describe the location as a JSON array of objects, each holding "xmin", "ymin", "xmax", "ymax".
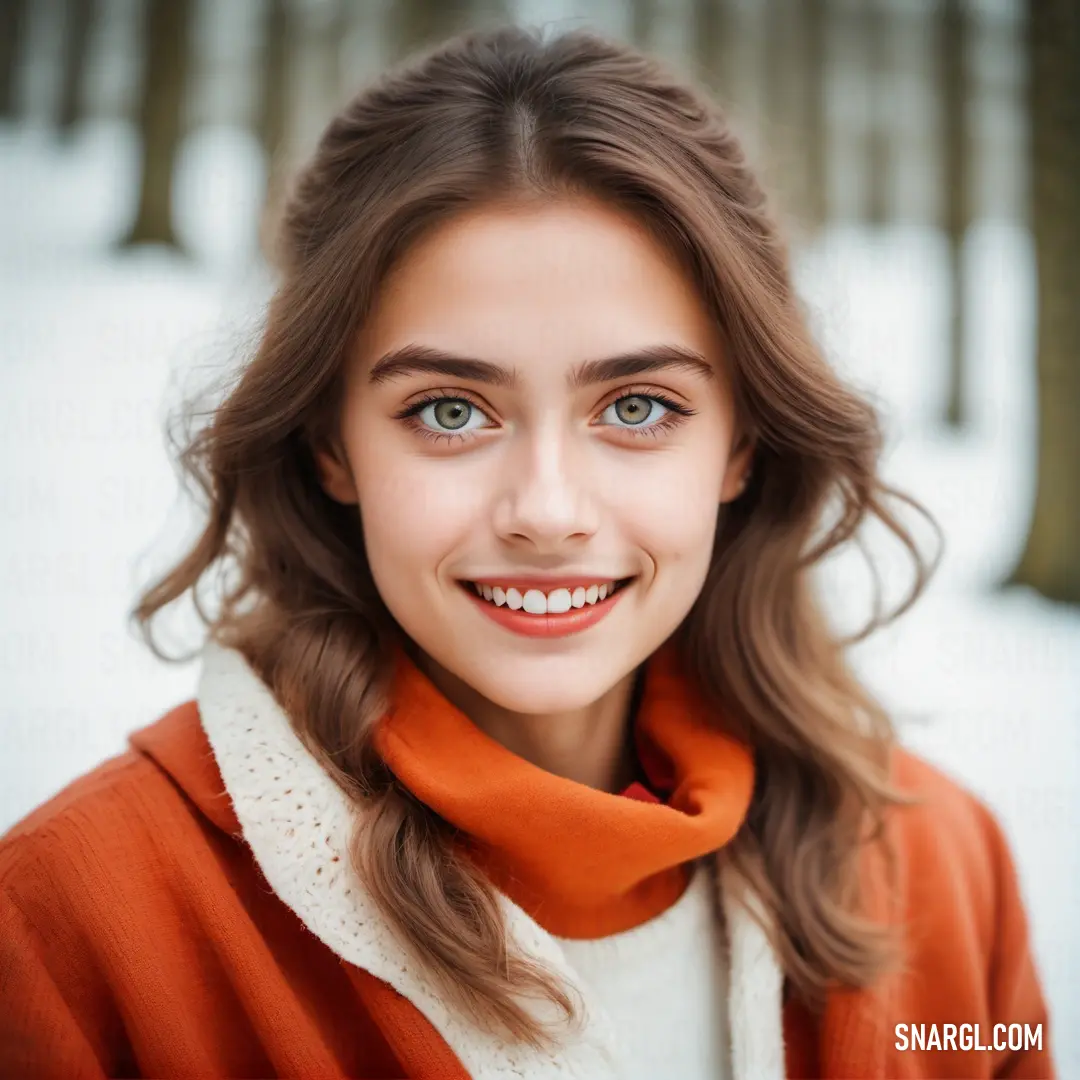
[{"xmin": 1, "ymin": 0, "xmax": 1078, "ymax": 1068}]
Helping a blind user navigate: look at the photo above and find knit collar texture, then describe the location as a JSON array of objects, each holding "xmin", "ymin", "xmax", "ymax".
[{"xmin": 373, "ymin": 641, "xmax": 758, "ymax": 938}]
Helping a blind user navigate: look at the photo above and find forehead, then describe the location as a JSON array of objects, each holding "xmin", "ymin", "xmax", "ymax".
[{"xmin": 355, "ymin": 198, "xmax": 722, "ymax": 378}]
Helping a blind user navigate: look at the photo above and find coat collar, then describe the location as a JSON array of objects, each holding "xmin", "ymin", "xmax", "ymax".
[{"xmin": 191, "ymin": 636, "xmax": 788, "ymax": 1080}]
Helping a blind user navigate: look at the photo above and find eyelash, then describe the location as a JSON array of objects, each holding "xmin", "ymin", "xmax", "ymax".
[{"xmin": 393, "ymin": 388, "xmax": 697, "ymax": 445}]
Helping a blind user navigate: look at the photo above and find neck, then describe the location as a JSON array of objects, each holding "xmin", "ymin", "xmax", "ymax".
[{"xmin": 417, "ymin": 652, "xmax": 642, "ymax": 794}]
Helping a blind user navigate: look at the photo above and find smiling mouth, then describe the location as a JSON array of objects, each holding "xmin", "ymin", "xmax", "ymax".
[{"xmin": 462, "ymin": 578, "xmax": 636, "ymax": 616}]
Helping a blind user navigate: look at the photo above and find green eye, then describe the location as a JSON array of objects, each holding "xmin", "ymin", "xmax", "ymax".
[
  {"xmin": 613, "ymin": 396, "xmax": 654, "ymax": 425},
  {"xmin": 432, "ymin": 400, "xmax": 471, "ymax": 429},
  {"xmin": 413, "ymin": 397, "xmax": 492, "ymax": 434},
  {"xmin": 601, "ymin": 394, "xmax": 668, "ymax": 428}
]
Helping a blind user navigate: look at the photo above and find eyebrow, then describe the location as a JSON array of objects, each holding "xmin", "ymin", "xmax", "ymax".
[{"xmin": 366, "ymin": 343, "xmax": 716, "ymax": 388}]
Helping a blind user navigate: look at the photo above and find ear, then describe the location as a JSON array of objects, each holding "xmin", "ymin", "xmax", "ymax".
[
  {"xmin": 313, "ymin": 444, "xmax": 360, "ymax": 506},
  {"xmin": 719, "ymin": 435, "xmax": 756, "ymax": 504}
]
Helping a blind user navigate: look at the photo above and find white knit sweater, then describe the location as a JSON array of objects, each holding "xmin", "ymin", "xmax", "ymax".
[
  {"xmin": 557, "ymin": 860, "xmax": 732, "ymax": 1080},
  {"xmin": 196, "ymin": 638, "xmax": 785, "ymax": 1080}
]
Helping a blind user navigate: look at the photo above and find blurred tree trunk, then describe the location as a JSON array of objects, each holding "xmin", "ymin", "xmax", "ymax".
[
  {"xmin": 630, "ymin": 0, "xmax": 658, "ymax": 51},
  {"xmin": 1007, "ymin": 0, "xmax": 1080, "ymax": 604},
  {"xmin": 692, "ymin": 0, "xmax": 737, "ymax": 106},
  {"xmin": 257, "ymin": 0, "xmax": 291, "ymax": 262},
  {"xmin": 258, "ymin": 0, "xmax": 289, "ymax": 162},
  {"xmin": 802, "ymin": 0, "xmax": 829, "ymax": 233},
  {"xmin": 57, "ymin": 0, "xmax": 95, "ymax": 136},
  {"xmin": 762, "ymin": 0, "xmax": 797, "ymax": 212},
  {"xmin": 0, "ymin": 0, "xmax": 29, "ymax": 118},
  {"xmin": 120, "ymin": 0, "xmax": 195, "ymax": 249},
  {"xmin": 864, "ymin": 0, "xmax": 891, "ymax": 226},
  {"xmin": 387, "ymin": 0, "xmax": 503, "ymax": 61},
  {"xmin": 318, "ymin": 0, "xmax": 349, "ymax": 105},
  {"xmin": 763, "ymin": 0, "xmax": 827, "ymax": 237},
  {"xmin": 940, "ymin": 0, "xmax": 973, "ymax": 429}
]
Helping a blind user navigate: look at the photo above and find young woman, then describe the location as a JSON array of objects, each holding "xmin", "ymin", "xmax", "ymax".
[{"xmin": 0, "ymin": 25, "xmax": 1054, "ymax": 1080}]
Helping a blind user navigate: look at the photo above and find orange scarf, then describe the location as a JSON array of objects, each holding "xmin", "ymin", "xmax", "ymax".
[{"xmin": 373, "ymin": 641, "xmax": 757, "ymax": 939}]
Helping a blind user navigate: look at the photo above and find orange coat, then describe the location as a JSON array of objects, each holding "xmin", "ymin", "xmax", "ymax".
[{"xmin": 0, "ymin": 643, "xmax": 1056, "ymax": 1078}]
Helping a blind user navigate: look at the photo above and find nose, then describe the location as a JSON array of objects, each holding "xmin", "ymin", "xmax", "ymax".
[{"xmin": 492, "ymin": 421, "xmax": 599, "ymax": 553}]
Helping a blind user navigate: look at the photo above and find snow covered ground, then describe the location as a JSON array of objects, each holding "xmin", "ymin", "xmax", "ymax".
[{"xmin": 2, "ymin": 120, "xmax": 1077, "ymax": 1069}]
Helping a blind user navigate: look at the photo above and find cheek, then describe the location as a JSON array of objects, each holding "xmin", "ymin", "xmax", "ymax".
[
  {"xmin": 610, "ymin": 444, "xmax": 725, "ymax": 567},
  {"xmin": 634, "ymin": 495, "xmax": 719, "ymax": 598},
  {"xmin": 352, "ymin": 451, "xmax": 485, "ymax": 590}
]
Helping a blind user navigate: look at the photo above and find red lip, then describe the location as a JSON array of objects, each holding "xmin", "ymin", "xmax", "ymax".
[{"xmin": 462, "ymin": 581, "xmax": 630, "ymax": 638}]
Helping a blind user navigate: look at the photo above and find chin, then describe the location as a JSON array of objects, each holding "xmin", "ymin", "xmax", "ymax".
[{"xmin": 456, "ymin": 651, "xmax": 633, "ymax": 716}]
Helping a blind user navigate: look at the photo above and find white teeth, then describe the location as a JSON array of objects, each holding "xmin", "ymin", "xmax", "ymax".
[
  {"xmin": 522, "ymin": 589, "xmax": 547, "ymax": 614},
  {"xmin": 470, "ymin": 580, "xmax": 623, "ymax": 614},
  {"xmin": 547, "ymin": 588, "xmax": 572, "ymax": 613}
]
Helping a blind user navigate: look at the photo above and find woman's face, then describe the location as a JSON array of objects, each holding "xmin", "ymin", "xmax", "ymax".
[{"xmin": 318, "ymin": 197, "xmax": 751, "ymax": 715}]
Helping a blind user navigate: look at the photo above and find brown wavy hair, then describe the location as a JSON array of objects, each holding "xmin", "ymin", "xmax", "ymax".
[{"xmin": 134, "ymin": 24, "xmax": 939, "ymax": 1051}]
